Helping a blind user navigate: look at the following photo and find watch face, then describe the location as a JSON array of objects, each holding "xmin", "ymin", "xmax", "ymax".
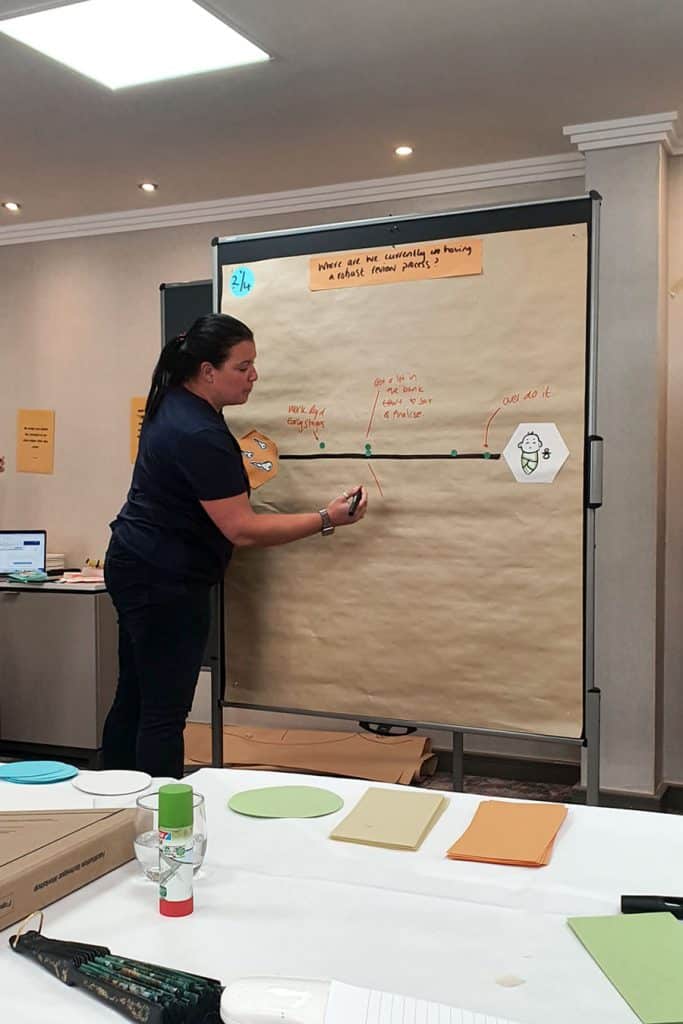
[{"xmin": 318, "ymin": 510, "xmax": 334, "ymax": 535}]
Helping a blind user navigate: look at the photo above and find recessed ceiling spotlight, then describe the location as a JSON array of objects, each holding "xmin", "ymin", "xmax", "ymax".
[
  {"xmin": 2, "ymin": 201, "xmax": 21, "ymax": 213},
  {"xmin": 0, "ymin": 0, "xmax": 270, "ymax": 90},
  {"xmin": 394, "ymin": 145, "xmax": 414, "ymax": 157},
  {"xmin": 138, "ymin": 182, "xmax": 159, "ymax": 193}
]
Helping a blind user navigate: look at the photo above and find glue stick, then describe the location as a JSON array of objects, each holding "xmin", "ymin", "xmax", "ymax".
[{"xmin": 158, "ymin": 783, "xmax": 194, "ymax": 917}]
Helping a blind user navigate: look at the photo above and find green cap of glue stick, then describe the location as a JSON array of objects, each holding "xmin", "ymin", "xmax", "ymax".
[{"xmin": 158, "ymin": 783, "xmax": 193, "ymax": 830}]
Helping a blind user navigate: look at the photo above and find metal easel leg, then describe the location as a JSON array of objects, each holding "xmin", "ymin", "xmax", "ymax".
[
  {"xmin": 452, "ymin": 731, "xmax": 464, "ymax": 792},
  {"xmin": 585, "ymin": 687, "xmax": 601, "ymax": 806}
]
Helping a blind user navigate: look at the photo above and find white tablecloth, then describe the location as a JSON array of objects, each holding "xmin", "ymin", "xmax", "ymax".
[{"xmin": 1, "ymin": 768, "xmax": 681, "ymax": 1023}]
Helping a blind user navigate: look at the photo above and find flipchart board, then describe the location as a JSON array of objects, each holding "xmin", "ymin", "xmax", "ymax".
[{"xmin": 213, "ymin": 198, "xmax": 596, "ymax": 739}]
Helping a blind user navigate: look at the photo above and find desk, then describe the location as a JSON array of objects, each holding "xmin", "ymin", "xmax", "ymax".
[
  {"xmin": 0, "ymin": 768, "xmax": 677, "ymax": 1023},
  {"xmin": 0, "ymin": 582, "xmax": 115, "ymax": 763}
]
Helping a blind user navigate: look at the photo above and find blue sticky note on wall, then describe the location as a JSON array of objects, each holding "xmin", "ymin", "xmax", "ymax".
[{"xmin": 230, "ymin": 266, "xmax": 255, "ymax": 298}]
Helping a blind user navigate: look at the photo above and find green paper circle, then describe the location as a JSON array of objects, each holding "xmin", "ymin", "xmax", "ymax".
[{"xmin": 227, "ymin": 785, "xmax": 344, "ymax": 819}]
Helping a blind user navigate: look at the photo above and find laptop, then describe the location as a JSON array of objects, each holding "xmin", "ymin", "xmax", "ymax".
[{"xmin": 0, "ymin": 530, "xmax": 47, "ymax": 576}]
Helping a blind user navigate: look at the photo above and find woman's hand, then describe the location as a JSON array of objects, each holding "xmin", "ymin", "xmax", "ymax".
[{"xmin": 327, "ymin": 485, "xmax": 368, "ymax": 527}]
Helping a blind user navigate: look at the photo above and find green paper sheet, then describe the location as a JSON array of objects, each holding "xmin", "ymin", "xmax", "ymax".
[
  {"xmin": 568, "ymin": 913, "xmax": 683, "ymax": 1023},
  {"xmin": 228, "ymin": 785, "xmax": 343, "ymax": 818}
]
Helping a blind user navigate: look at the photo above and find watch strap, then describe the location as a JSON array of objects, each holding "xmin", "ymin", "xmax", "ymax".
[{"xmin": 318, "ymin": 508, "xmax": 334, "ymax": 535}]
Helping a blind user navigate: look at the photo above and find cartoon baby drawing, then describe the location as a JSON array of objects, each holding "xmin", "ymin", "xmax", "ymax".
[{"xmin": 518, "ymin": 431, "xmax": 543, "ymax": 475}]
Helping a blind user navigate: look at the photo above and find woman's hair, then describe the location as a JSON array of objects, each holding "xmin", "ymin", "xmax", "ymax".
[{"xmin": 145, "ymin": 313, "xmax": 253, "ymax": 419}]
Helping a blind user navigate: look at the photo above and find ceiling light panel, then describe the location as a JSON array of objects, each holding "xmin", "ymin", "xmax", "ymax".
[{"xmin": 0, "ymin": 0, "xmax": 270, "ymax": 90}]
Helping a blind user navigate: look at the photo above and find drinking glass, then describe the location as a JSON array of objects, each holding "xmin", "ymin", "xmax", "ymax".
[{"xmin": 134, "ymin": 791, "xmax": 207, "ymax": 882}]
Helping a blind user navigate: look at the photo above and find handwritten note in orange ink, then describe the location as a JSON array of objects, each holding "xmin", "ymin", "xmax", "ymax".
[
  {"xmin": 16, "ymin": 409, "xmax": 55, "ymax": 474},
  {"xmin": 285, "ymin": 403, "xmax": 326, "ymax": 441},
  {"xmin": 367, "ymin": 373, "xmax": 433, "ymax": 430},
  {"xmin": 129, "ymin": 397, "xmax": 146, "ymax": 464},
  {"xmin": 501, "ymin": 385, "xmax": 553, "ymax": 407},
  {"xmin": 309, "ymin": 238, "xmax": 482, "ymax": 291}
]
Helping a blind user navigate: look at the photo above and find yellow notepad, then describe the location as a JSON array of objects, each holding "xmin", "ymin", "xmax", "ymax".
[
  {"xmin": 329, "ymin": 787, "xmax": 448, "ymax": 850},
  {"xmin": 447, "ymin": 800, "xmax": 567, "ymax": 866}
]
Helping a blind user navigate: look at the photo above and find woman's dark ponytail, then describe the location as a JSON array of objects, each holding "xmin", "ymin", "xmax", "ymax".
[
  {"xmin": 144, "ymin": 314, "xmax": 253, "ymax": 419},
  {"xmin": 145, "ymin": 333, "xmax": 187, "ymax": 418}
]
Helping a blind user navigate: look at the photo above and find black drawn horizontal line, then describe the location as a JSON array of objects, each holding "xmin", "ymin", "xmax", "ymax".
[{"xmin": 280, "ymin": 452, "xmax": 502, "ymax": 461}]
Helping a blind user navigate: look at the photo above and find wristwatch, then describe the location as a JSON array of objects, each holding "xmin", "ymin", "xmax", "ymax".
[{"xmin": 318, "ymin": 508, "xmax": 335, "ymax": 536}]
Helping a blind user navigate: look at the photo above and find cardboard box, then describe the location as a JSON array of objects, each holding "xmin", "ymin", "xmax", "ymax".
[{"xmin": 0, "ymin": 808, "xmax": 136, "ymax": 931}]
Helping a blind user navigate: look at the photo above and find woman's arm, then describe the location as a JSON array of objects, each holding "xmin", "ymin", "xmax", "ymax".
[{"xmin": 200, "ymin": 487, "xmax": 367, "ymax": 548}]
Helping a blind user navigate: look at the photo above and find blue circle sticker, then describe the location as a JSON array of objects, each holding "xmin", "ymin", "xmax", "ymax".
[{"xmin": 229, "ymin": 266, "xmax": 254, "ymax": 298}]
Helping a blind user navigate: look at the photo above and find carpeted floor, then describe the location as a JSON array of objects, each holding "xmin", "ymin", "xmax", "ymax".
[{"xmin": 422, "ymin": 771, "xmax": 575, "ymax": 802}]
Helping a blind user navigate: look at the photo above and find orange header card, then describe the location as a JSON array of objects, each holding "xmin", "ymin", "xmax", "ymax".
[
  {"xmin": 447, "ymin": 800, "xmax": 567, "ymax": 867},
  {"xmin": 309, "ymin": 238, "xmax": 482, "ymax": 292}
]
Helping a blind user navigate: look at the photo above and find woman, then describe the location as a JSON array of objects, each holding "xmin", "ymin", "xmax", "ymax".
[{"xmin": 103, "ymin": 313, "xmax": 367, "ymax": 778}]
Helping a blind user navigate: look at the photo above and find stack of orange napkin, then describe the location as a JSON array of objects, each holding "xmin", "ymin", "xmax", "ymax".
[{"xmin": 446, "ymin": 800, "xmax": 567, "ymax": 867}]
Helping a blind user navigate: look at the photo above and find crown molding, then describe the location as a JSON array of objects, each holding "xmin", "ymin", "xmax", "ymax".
[
  {"xmin": 563, "ymin": 111, "xmax": 682, "ymax": 155},
  {"xmin": 0, "ymin": 152, "xmax": 584, "ymax": 247}
]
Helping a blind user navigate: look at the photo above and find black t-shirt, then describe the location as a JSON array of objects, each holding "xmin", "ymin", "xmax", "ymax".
[{"xmin": 110, "ymin": 387, "xmax": 249, "ymax": 583}]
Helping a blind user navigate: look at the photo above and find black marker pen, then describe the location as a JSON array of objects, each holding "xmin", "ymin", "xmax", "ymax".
[
  {"xmin": 621, "ymin": 895, "xmax": 683, "ymax": 919},
  {"xmin": 349, "ymin": 487, "xmax": 363, "ymax": 516}
]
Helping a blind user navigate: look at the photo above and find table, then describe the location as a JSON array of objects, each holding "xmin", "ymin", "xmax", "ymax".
[{"xmin": 1, "ymin": 768, "xmax": 681, "ymax": 1023}]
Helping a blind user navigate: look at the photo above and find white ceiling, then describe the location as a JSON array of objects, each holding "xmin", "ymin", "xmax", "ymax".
[{"xmin": 2, "ymin": 0, "xmax": 683, "ymax": 223}]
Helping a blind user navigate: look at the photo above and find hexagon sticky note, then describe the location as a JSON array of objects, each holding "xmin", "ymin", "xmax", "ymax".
[
  {"xmin": 502, "ymin": 423, "xmax": 569, "ymax": 484},
  {"xmin": 238, "ymin": 430, "xmax": 279, "ymax": 489}
]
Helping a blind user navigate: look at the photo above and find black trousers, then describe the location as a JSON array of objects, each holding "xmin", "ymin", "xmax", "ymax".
[{"xmin": 102, "ymin": 544, "xmax": 212, "ymax": 778}]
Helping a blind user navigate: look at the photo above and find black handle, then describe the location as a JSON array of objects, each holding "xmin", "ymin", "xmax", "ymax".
[{"xmin": 621, "ymin": 895, "xmax": 683, "ymax": 919}]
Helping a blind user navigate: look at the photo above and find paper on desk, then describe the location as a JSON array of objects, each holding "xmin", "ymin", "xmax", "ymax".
[
  {"xmin": 568, "ymin": 912, "xmax": 683, "ymax": 1024},
  {"xmin": 325, "ymin": 980, "xmax": 523, "ymax": 1024},
  {"xmin": 446, "ymin": 800, "xmax": 567, "ymax": 866},
  {"xmin": 329, "ymin": 787, "xmax": 447, "ymax": 850}
]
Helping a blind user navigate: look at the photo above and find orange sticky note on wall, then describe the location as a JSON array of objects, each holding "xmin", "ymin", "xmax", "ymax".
[
  {"xmin": 447, "ymin": 800, "xmax": 567, "ymax": 867},
  {"xmin": 16, "ymin": 409, "xmax": 55, "ymax": 474},
  {"xmin": 130, "ymin": 397, "xmax": 146, "ymax": 464}
]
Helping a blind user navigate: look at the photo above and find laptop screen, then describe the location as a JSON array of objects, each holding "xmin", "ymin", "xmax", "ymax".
[{"xmin": 0, "ymin": 531, "xmax": 47, "ymax": 574}]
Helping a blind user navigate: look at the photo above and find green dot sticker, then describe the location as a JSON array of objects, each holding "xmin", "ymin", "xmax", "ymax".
[
  {"xmin": 228, "ymin": 785, "xmax": 344, "ymax": 819},
  {"xmin": 483, "ymin": 451, "xmax": 492, "ymax": 460},
  {"xmin": 450, "ymin": 449, "xmax": 458, "ymax": 457},
  {"xmin": 319, "ymin": 442, "xmax": 326, "ymax": 449}
]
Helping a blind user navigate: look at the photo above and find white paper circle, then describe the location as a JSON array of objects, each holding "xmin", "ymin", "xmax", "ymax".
[{"xmin": 71, "ymin": 770, "xmax": 152, "ymax": 796}]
